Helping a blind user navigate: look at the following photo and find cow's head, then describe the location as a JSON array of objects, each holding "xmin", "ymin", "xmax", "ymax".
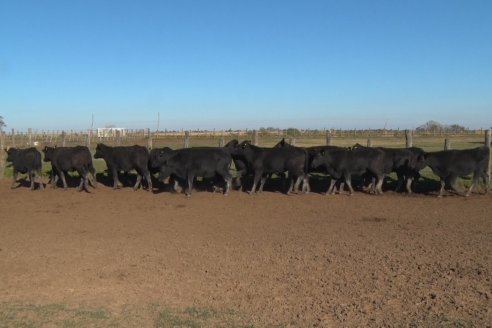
[
  {"xmin": 150, "ymin": 147, "xmax": 173, "ymax": 168},
  {"xmin": 237, "ymin": 140, "xmax": 252, "ymax": 149},
  {"xmin": 224, "ymin": 139, "xmax": 239, "ymax": 149},
  {"xmin": 94, "ymin": 143, "xmax": 107, "ymax": 159},
  {"xmin": 274, "ymin": 138, "xmax": 287, "ymax": 148},
  {"xmin": 311, "ymin": 149, "xmax": 326, "ymax": 169},
  {"xmin": 42, "ymin": 146, "xmax": 55, "ymax": 162},
  {"xmin": 5, "ymin": 147, "xmax": 16, "ymax": 162}
]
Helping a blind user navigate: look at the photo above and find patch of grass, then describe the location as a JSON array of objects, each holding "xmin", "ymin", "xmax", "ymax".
[
  {"xmin": 0, "ymin": 303, "xmax": 111, "ymax": 328},
  {"xmin": 155, "ymin": 306, "xmax": 254, "ymax": 328},
  {"xmin": 0, "ymin": 303, "xmax": 254, "ymax": 328}
]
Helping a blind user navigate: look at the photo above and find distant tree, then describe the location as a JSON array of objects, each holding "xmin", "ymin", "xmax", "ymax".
[
  {"xmin": 0, "ymin": 115, "xmax": 5, "ymax": 132},
  {"xmin": 447, "ymin": 124, "xmax": 466, "ymax": 133},
  {"xmin": 284, "ymin": 128, "xmax": 301, "ymax": 136},
  {"xmin": 416, "ymin": 120, "xmax": 443, "ymax": 133}
]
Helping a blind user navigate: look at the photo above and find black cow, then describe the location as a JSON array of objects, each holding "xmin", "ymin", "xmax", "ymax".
[
  {"xmin": 94, "ymin": 144, "xmax": 152, "ymax": 191},
  {"xmin": 149, "ymin": 147, "xmax": 186, "ymax": 192},
  {"xmin": 224, "ymin": 139, "xmax": 253, "ymax": 190},
  {"xmin": 311, "ymin": 146, "xmax": 386, "ymax": 195},
  {"xmin": 150, "ymin": 147, "xmax": 232, "ymax": 196},
  {"xmin": 233, "ymin": 141, "xmax": 308, "ymax": 194},
  {"xmin": 42, "ymin": 146, "xmax": 97, "ymax": 191},
  {"xmin": 274, "ymin": 139, "xmax": 347, "ymax": 193},
  {"xmin": 5, "ymin": 147, "xmax": 44, "ymax": 190},
  {"xmin": 351, "ymin": 144, "xmax": 426, "ymax": 193},
  {"xmin": 424, "ymin": 147, "xmax": 490, "ymax": 197}
]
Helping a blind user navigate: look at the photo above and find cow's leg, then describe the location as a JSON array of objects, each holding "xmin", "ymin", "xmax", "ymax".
[
  {"xmin": 173, "ymin": 179, "xmax": 182, "ymax": 193},
  {"xmin": 186, "ymin": 174, "xmax": 195, "ymax": 197},
  {"xmin": 466, "ymin": 172, "xmax": 480, "ymax": 197},
  {"xmin": 11, "ymin": 170, "xmax": 18, "ymax": 189},
  {"xmin": 483, "ymin": 171, "xmax": 490, "ymax": 194},
  {"xmin": 258, "ymin": 176, "xmax": 267, "ymax": 193},
  {"xmin": 37, "ymin": 168, "xmax": 44, "ymax": 190},
  {"xmin": 224, "ymin": 176, "xmax": 232, "ymax": 195},
  {"xmin": 287, "ymin": 175, "xmax": 294, "ymax": 194},
  {"xmin": 77, "ymin": 169, "xmax": 87, "ymax": 192},
  {"xmin": 60, "ymin": 171, "xmax": 68, "ymax": 190},
  {"xmin": 324, "ymin": 178, "xmax": 335, "ymax": 194},
  {"xmin": 234, "ymin": 176, "xmax": 242, "ymax": 191},
  {"xmin": 303, "ymin": 175, "xmax": 311, "ymax": 193},
  {"xmin": 52, "ymin": 174, "xmax": 59, "ymax": 188},
  {"xmin": 220, "ymin": 172, "xmax": 232, "ymax": 196},
  {"xmin": 28, "ymin": 171, "xmax": 35, "ymax": 190},
  {"xmin": 438, "ymin": 179, "xmax": 446, "ymax": 197},
  {"xmin": 84, "ymin": 171, "xmax": 90, "ymax": 192},
  {"xmin": 78, "ymin": 173, "xmax": 89, "ymax": 192},
  {"xmin": 333, "ymin": 180, "xmax": 345, "ymax": 195},
  {"xmin": 133, "ymin": 174, "xmax": 142, "ymax": 191},
  {"xmin": 344, "ymin": 174, "xmax": 355, "ymax": 196},
  {"xmin": 375, "ymin": 176, "xmax": 384, "ymax": 195},
  {"xmin": 89, "ymin": 165, "xmax": 97, "ymax": 188},
  {"xmin": 144, "ymin": 171, "xmax": 152, "ymax": 191},
  {"xmin": 249, "ymin": 172, "xmax": 262, "ymax": 194},
  {"xmin": 406, "ymin": 176, "xmax": 414, "ymax": 194},
  {"xmin": 293, "ymin": 175, "xmax": 303, "ymax": 193},
  {"xmin": 112, "ymin": 168, "xmax": 121, "ymax": 189}
]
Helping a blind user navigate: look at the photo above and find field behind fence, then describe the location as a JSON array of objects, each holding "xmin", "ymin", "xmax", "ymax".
[{"xmin": 1, "ymin": 128, "xmax": 491, "ymax": 182}]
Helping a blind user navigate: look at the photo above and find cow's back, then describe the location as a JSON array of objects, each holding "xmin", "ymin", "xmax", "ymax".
[{"xmin": 11, "ymin": 148, "xmax": 42, "ymax": 172}]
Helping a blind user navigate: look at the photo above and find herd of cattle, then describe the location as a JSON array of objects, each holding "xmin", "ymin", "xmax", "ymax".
[{"xmin": 4, "ymin": 139, "xmax": 490, "ymax": 197}]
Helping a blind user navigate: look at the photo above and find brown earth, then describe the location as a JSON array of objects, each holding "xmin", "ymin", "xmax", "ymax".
[{"xmin": 0, "ymin": 179, "xmax": 491, "ymax": 327}]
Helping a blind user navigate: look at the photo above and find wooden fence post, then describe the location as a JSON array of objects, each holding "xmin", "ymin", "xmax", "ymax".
[
  {"xmin": 0, "ymin": 132, "xmax": 5, "ymax": 179},
  {"xmin": 115, "ymin": 130, "xmax": 121, "ymax": 146},
  {"xmin": 28, "ymin": 128, "xmax": 33, "ymax": 146},
  {"xmin": 486, "ymin": 130, "xmax": 491, "ymax": 187},
  {"xmin": 11, "ymin": 128, "xmax": 15, "ymax": 147},
  {"xmin": 326, "ymin": 131, "xmax": 332, "ymax": 146},
  {"xmin": 86, "ymin": 129, "xmax": 91, "ymax": 147},
  {"xmin": 184, "ymin": 131, "xmax": 190, "ymax": 148},
  {"xmin": 61, "ymin": 131, "xmax": 66, "ymax": 147},
  {"xmin": 444, "ymin": 138, "xmax": 451, "ymax": 150},
  {"xmin": 367, "ymin": 138, "xmax": 372, "ymax": 147},
  {"xmin": 147, "ymin": 128, "xmax": 152, "ymax": 149},
  {"xmin": 252, "ymin": 130, "xmax": 258, "ymax": 146},
  {"xmin": 405, "ymin": 130, "xmax": 413, "ymax": 148}
]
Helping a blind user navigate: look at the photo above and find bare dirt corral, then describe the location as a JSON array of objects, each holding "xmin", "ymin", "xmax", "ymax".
[{"xmin": 0, "ymin": 180, "xmax": 491, "ymax": 327}]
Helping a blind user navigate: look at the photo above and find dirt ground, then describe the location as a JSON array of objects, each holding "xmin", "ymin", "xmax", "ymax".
[{"xmin": 0, "ymin": 179, "xmax": 491, "ymax": 327}]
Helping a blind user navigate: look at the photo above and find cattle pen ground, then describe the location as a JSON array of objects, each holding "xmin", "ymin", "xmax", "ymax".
[
  {"xmin": 0, "ymin": 134, "xmax": 491, "ymax": 327},
  {"xmin": 1, "ymin": 182, "xmax": 491, "ymax": 327}
]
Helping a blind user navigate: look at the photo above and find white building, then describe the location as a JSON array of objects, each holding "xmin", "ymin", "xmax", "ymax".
[{"xmin": 97, "ymin": 127, "xmax": 127, "ymax": 138}]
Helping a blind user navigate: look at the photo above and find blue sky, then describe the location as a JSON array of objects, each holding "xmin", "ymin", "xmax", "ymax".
[{"xmin": 1, "ymin": 0, "xmax": 491, "ymax": 131}]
